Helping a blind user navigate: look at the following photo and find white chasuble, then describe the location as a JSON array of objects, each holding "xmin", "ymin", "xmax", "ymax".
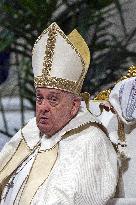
[{"xmin": 0, "ymin": 107, "xmax": 118, "ymax": 205}]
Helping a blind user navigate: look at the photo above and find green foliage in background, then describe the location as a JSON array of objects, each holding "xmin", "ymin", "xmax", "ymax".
[{"xmin": 0, "ymin": 0, "xmax": 116, "ymax": 105}]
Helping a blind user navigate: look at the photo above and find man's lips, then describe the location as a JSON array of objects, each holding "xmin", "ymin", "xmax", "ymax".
[{"xmin": 39, "ymin": 116, "xmax": 49, "ymax": 124}]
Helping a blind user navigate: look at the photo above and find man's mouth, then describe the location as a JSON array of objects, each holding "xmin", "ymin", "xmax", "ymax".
[{"xmin": 39, "ymin": 116, "xmax": 49, "ymax": 124}]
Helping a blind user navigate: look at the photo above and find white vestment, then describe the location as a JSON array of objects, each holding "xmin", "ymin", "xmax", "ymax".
[
  {"xmin": 102, "ymin": 77, "xmax": 136, "ymax": 204},
  {"xmin": 0, "ymin": 106, "xmax": 118, "ymax": 205}
]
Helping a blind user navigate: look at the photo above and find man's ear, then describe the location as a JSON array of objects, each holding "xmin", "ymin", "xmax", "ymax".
[{"xmin": 71, "ymin": 98, "xmax": 81, "ymax": 117}]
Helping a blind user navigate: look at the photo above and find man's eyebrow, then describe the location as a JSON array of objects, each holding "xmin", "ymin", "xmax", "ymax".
[
  {"xmin": 36, "ymin": 90, "xmax": 40, "ymax": 94},
  {"xmin": 48, "ymin": 91, "xmax": 62, "ymax": 96},
  {"xmin": 36, "ymin": 90, "xmax": 62, "ymax": 96}
]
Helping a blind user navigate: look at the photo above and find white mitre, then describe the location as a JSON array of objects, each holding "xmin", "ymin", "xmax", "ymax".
[{"xmin": 32, "ymin": 22, "xmax": 90, "ymax": 95}]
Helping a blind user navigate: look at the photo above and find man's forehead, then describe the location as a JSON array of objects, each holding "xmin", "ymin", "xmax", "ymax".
[{"xmin": 36, "ymin": 87, "xmax": 64, "ymax": 95}]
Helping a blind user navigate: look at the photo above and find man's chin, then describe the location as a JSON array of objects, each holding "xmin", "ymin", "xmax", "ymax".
[{"xmin": 37, "ymin": 123, "xmax": 52, "ymax": 137}]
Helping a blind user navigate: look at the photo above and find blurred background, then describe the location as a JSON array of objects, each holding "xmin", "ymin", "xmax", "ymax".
[{"xmin": 0, "ymin": 0, "xmax": 136, "ymax": 148}]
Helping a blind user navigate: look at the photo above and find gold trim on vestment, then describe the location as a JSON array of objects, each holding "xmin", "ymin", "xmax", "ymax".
[
  {"xmin": 0, "ymin": 140, "xmax": 22, "ymax": 174},
  {"xmin": 0, "ymin": 139, "xmax": 31, "ymax": 200},
  {"xmin": 19, "ymin": 143, "xmax": 59, "ymax": 205},
  {"xmin": 61, "ymin": 121, "xmax": 107, "ymax": 140},
  {"xmin": 12, "ymin": 176, "xmax": 28, "ymax": 204},
  {"xmin": 0, "ymin": 140, "xmax": 30, "ymax": 183},
  {"xmin": 11, "ymin": 148, "xmax": 39, "ymax": 204},
  {"xmin": 17, "ymin": 148, "xmax": 39, "ymax": 205},
  {"xmin": 30, "ymin": 144, "xmax": 59, "ymax": 204},
  {"xmin": 21, "ymin": 128, "xmax": 39, "ymax": 151}
]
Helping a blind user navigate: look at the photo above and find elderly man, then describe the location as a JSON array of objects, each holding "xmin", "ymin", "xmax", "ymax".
[{"xmin": 0, "ymin": 22, "xmax": 117, "ymax": 205}]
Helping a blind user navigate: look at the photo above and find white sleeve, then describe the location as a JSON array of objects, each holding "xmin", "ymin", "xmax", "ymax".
[
  {"xmin": 0, "ymin": 129, "xmax": 21, "ymax": 169},
  {"xmin": 74, "ymin": 127, "xmax": 118, "ymax": 205},
  {"xmin": 0, "ymin": 117, "xmax": 36, "ymax": 169}
]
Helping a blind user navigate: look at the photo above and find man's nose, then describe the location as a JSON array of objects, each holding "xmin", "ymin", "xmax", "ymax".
[{"xmin": 40, "ymin": 99, "xmax": 51, "ymax": 112}]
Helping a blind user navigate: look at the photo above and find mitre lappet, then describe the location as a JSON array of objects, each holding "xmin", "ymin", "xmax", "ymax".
[{"xmin": 32, "ymin": 22, "xmax": 90, "ymax": 101}]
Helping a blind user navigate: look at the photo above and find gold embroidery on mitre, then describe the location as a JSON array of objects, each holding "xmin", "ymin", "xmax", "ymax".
[
  {"xmin": 34, "ymin": 23, "xmax": 57, "ymax": 88},
  {"xmin": 42, "ymin": 23, "xmax": 57, "ymax": 77},
  {"xmin": 34, "ymin": 23, "xmax": 90, "ymax": 95},
  {"xmin": 34, "ymin": 76, "xmax": 79, "ymax": 94}
]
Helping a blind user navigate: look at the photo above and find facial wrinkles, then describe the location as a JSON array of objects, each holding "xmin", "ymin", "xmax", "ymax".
[
  {"xmin": 36, "ymin": 101, "xmax": 50, "ymax": 123},
  {"xmin": 36, "ymin": 92, "xmax": 66, "ymax": 132},
  {"xmin": 36, "ymin": 90, "xmax": 58, "ymax": 117},
  {"xmin": 36, "ymin": 106, "xmax": 53, "ymax": 135},
  {"xmin": 36, "ymin": 88, "xmax": 79, "ymax": 136}
]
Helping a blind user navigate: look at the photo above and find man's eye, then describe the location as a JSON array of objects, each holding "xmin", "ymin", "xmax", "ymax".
[
  {"xmin": 49, "ymin": 96, "xmax": 59, "ymax": 106},
  {"xmin": 51, "ymin": 97, "xmax": 57, "ymax": 101},
  {"xmin": 36, "ymin": 96, "xmax": 43, "ymax": 101}
]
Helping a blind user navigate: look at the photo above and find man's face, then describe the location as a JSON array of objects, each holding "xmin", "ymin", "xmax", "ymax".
[{"xmin": 36, "ymin": 88, "xmax": 80, "ymax": 137}]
